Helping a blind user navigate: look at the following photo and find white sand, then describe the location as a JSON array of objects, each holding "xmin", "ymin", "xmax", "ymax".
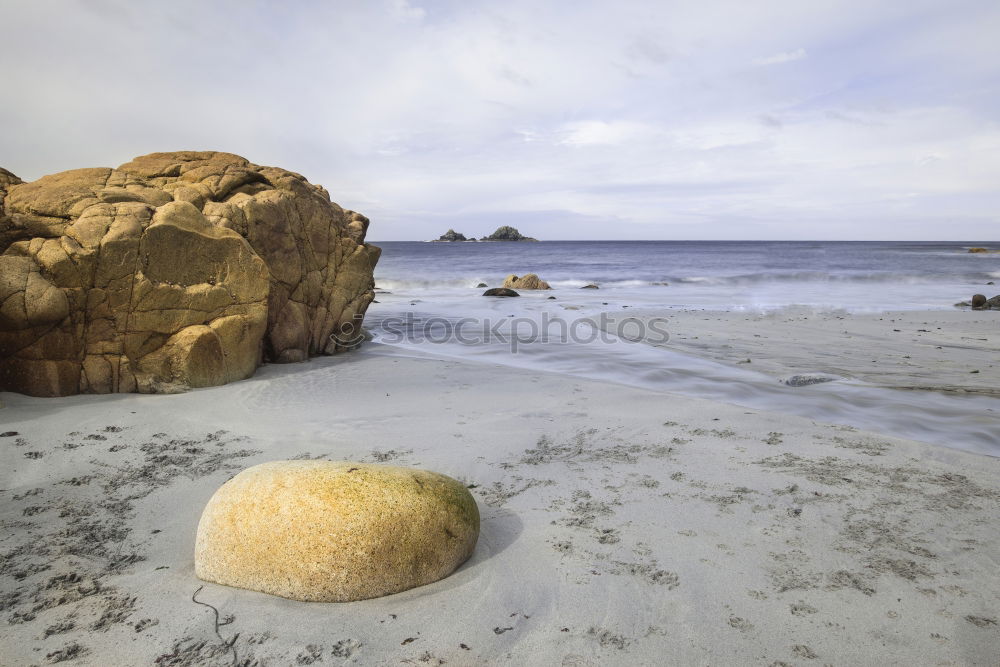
[{"xmin": 1, "ymin": 344, "xmax": 999, "ymax": 665}]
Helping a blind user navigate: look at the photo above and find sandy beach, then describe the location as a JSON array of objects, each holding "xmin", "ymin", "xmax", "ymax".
[
  {"xmin": 4, "ymin": 1, "xmax": 1000, "ymax": 664},
  {"xmin": 2, "ymin": 337, "xmax": 998, "ymax": 665}
]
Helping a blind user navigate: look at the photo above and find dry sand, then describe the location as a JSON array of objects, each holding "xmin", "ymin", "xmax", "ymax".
[{"xmin": 1, "ymin": 344, "xmax": 999, "ymax": 665}]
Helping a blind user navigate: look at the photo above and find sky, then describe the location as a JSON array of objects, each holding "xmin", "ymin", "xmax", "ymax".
[{"xmin": 1, "ymin": 0, "xmax": 998, "ymax": 241}]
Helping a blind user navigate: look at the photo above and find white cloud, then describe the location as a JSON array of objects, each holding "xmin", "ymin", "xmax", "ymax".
[
  {"xmin": 389, "ymin": 0, "xmax": 425, "ymax": 22},
  {"xmin": 753, "ymin": 48, "xmax": 807, "ymax": 66},
  {"xmin": 1, "ymin": 1, "xmax": 998, "ymax": 240},
  {"xmin": 557, "ymin": 121, "xmax": 657, "ymax": 147}
]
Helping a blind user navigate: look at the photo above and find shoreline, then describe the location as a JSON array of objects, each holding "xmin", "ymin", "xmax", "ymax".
[
  {"xmin": 621, "ymin": 307, "xmax": 1000, "ymax": 397},
  {"xmin": 2, "ymin": 349, "xmax": 998, "ymax": 664},
  {"xmin": 365, "ymin": 303, "xmax": 1000, "ymax": 456}
]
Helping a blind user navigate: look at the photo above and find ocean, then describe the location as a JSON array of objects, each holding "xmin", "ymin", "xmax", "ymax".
[
  {"xmin": 366, "ymin": 241, "xmax": 999, "ymax": 455},
  {"xmin": 372, "ymin": 240, "xmax": 1000, "ymax": 311}
]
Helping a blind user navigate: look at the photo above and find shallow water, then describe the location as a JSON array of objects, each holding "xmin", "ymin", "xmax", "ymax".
[{"xmin": 368, "ymin": 241, "xmax": 1000, "ymax": 456}]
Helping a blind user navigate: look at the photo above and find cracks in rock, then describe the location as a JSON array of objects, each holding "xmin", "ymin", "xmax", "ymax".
[
  {"xmin": 5, "ymin": 153, "xmax": 379, "ymax": 395},
  {"xmin": 117, "ymin": 209, "xmax": 143, "ymax": 392}
]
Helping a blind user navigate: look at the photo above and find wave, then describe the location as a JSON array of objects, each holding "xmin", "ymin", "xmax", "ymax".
[
  {"xmin": 375, "ymin": 271, "xmax": 994, "ymax": 292},
  {"xmin": 669, "ymin": 271, "xmax": 981, "ymax": 286},
  {"xmin": 548, "ymin": 279, "xmax": 653, "ymax": 288},
  {"xmin": 375, "ymin": 278, "xmax": 492, "ymax": 291}
]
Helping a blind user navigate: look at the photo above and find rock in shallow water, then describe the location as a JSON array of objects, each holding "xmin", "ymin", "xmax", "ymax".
[
  {"xmin": 195, "ymin": 460, "xmax": 479, "ymax": 602},
  {"xmin": 503, "ymin": 273, "xmax": 551, "ymax": 290},
  {"xmin": 783, "ymin": 374, "xmax": 840, "ymax": 387},
  {"xmin": 483, "ymin": 288, "xmax": 520, "ymax": 297}
]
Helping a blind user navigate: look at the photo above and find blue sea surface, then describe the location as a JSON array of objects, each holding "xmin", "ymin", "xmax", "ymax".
[{"xmin": 373, "ymin": 240, "xmax": 999, "ymax": 311}]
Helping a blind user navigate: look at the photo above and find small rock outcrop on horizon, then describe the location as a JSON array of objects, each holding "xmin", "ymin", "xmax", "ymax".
[
  {"xmin": 480, "ymin": 225, "xmax": 537, "ymax": 242},
  {"xmin": 503, "ymin": 273, "xmax": 551, "ymax": 290},
  {"xmin": 0, "ymin": 151, "xmax": 380, "ymax": 396},
  {"xmin": 195, "ymin": 460, "xmax": 480, "ymax": 602},
  {"xmin": 434, "ymin": 229, "xmax": 469, "ymax": 242}
]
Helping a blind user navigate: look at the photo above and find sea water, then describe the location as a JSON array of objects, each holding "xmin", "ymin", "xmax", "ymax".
[{"xmin": 366, "ymin": 241, "xmax": 1000, "ymax": 455}]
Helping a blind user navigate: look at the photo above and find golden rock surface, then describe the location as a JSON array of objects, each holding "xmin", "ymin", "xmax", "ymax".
[
  {"xmin": 195, "ymin": 460, "xmax": 480, "ymax": 602},
  {"xmin": 502, "ymin": 273, "xmax": 551, "ymax": 290},
  {"xmin": 0, "ymin": 152, "xmax": 380, "ymax": 396}
]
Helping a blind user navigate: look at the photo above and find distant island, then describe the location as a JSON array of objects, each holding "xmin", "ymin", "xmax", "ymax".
[
  {"xmin": 431, "ymin": 225, "xmax": 538, "ymax": 242},
  {"xmin": 433, "ymin": 229, "xmax": 470, "ymax": 242},
  {"xmin": 481, "ymin": 225, "xmax": 537, "ymax": 241}
]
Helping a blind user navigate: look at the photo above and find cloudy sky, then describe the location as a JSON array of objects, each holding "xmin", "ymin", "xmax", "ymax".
[{"xmin": 2, "ymin": 0, "xmax": 998, "ymax": 240}]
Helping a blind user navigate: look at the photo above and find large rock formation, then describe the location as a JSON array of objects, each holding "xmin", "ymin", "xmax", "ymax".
[
  {"xmin": 195, "ymin": 460, "xmax": 480, "ymax": 602},
  {"xmin": 0, "ymin": 152, "xmax": 380, "ymax": 396}
]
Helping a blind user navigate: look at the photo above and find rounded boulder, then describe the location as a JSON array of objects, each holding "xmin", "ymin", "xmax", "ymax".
[
  {"xmin": 195, "ymin": 460, "xmax": 479, "ymax": 602},
  {"xmin": 483, "ymin": 287, "xmax": 520, "ymax": 297}
]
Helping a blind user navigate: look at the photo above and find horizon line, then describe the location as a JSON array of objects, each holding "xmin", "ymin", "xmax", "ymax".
[{"xmin": 367, "ymin": 239, "xmax": 1000, "ymax": 244}]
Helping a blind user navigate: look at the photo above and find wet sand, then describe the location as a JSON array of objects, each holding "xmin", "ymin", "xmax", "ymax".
[{"xmin": 636, "ymin": 307, "xmax": 999, "ymax": 395}]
